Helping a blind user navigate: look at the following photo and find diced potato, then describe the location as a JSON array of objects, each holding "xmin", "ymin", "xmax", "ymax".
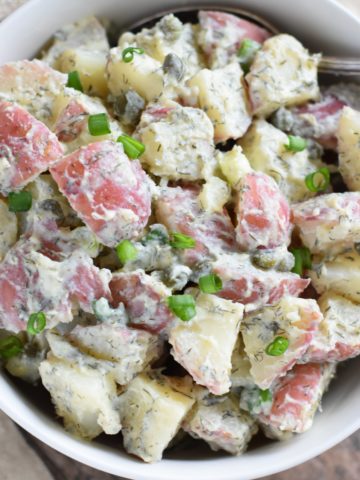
[
  {"xmin": 107, "ymin": 47, "xmax": 165, "ymax": 102},
  {"xmin": 137, "ymin": 101, "xmax": 216, "ymax": 180},
  {"xmin": 0, "ymin": 199, "xmax": 17, "ymax": 261},
  {"xmin": 241, "ymin": 297, "xmax": 323, "ymax": 389},
  {"xmin": 119, "ymin": 372, "xmax": 195, "ymax": 463},
  {"xmin": 188, "ymin": 62, "xmax": 251, "ymax": 142},
  {"xmin": 6, "ymin": 333, "xmax": 47, "ymax": 384},
  {"xmin": 240, "ymin": 119, "xmax": 319, "ymax": 202},
  {"xmin": 217, "ymin": 145, "xmax": 252, "ymax": 188},
  {"xmin": 57, "ymin": 48, "xmax": 109, "ymax": 98},
  {"xmin": 0, "ymin": 60, "xmax": 67, "ymax": 127},
  {"xmin": 292, "ymin": 192, "xmax": 360, "ymax": 255},
  {"xmin": 304, "ymin": 292, "xmax": 360, "ymax": 362},
  {"xmin": 118, "ymin": 14, "xmax": 203, "ymax": 79},
  {"xmin": 68, "ymin": 323, "xmax": 161, "ymax": 383},
  {"xmin": 310, "ymin": 249, "xmax": 360, "ymax": 303},
  {"xmin": 41, "ymin": 16, "xmax": 109, "ymax": 67},
  {"xmin": 338, "ymin": 106, "xmax": 360, "ymax": 191},
  {"xmin": 39, "ymin": 353, "xmax": 121, "ymax": 439},
  {"xmin": 169, "ymin": 290, "xmax": 244, "ymax": 395},
  {"xmin": 183, "ymin": 395, "xmax": 257, "ymax": 455},
  {"xmin": 52, "ymin": 88, "xmax": 122, "ymax": 152},
  {"xmin": 247, "ymin": 34, "xmax": 320, "ymax": 117},
  {"xmin": 198, "ymin": 176, "xmax": 230, "ymax": 213},
  {"xmin": 231, "ymin": 336, "xmax": 254, "ymax": 388},
  {"xmin": 254, "ymin": 363, "xmax": 335, "ymax": 434}
]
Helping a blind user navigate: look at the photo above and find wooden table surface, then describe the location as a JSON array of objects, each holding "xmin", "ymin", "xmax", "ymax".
[{"xmin": 0, "ymin": 0, "xmax": 360, "ymax": 479}]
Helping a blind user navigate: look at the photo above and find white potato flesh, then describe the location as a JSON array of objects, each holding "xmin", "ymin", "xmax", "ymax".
[
  {"xmin": 52, "ymin": 88, "xmax": 123, "ymax": 152},
  {"xmin": 183, "ymin": 395, "xmax": 257, "ymax": 455},
  {"xmin": 310, "ymin": 249, "xmax": 360, "ymax": 303},
  {"xmin": 119, "ymin": 372, "xmax": 194, "ymax": 463},
  {"xmin": 107, "ymin": 47, "xmax": 165, "ymax": 102},
  {"xmin": 41, "ymin": 16, "xmax": 109, "ymax": 68},
  {"xmin": 188, "ymin": 62, "xmax": 251, "ymax": 142},
  {"xmin": 57, "ymin": 48, "xmax": 109, "ymax": 98},
  {"xmin": 118, "ymin": 14, "xmax": 203, "ymax": 79},
  {"xmin": 241, "ymin": 297, "xmax": 323, "ymax": 389},
  {"xmin": 247, "ymin": 34, "xmax": 320, "ymax": 117},
  {"xmin": 169, "ymin": 290, "xmax": 244, "ymax": 395},
  {"xmin": 338, "ymin": 106, "xmax": 360, "ymax": 191},
  {"xmin": 292, "ymin": 192, "xmax": 360, "ymax": 255},
  {"xmin": 304, "ymin": 292, "xmax": 360, "ymax": 362},
  {"xmin": 198, "ymin": 176, "xmax": 230, "ymax": 213},
  {"xmin": 39, "ymin": 353, "xmax": 121, "ymax": 439},
  {"xmin": 68, "ymin": 323, "xmax": 161, "ymax": 384},
  {"xmin": 231, "ymin": 336, "xmax": 255, "ymax": 388},
  {"xmin": 137, "ymin": 100, "xmax": 216, "ymax": 180},
  {"xmin": 240, "ymin": 119, "xmax": 319, "ymax": 202},
  {"xmin": 217, "ymin": 145, "xmax": 252, "ymax": 189},
  {"xmin": 0, "ymin": 199, "xmax": 17, "ymax": 261}
]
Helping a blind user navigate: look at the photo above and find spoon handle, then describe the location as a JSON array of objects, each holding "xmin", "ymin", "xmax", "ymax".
[{"xmin": 319, "ymin": 57, "xmax": 360, "ymax": 75}]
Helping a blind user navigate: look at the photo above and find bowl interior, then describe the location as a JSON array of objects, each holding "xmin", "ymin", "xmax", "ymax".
[{"xmin": 1, "ymin": 0, "xmax": 360, "ymax": 479}]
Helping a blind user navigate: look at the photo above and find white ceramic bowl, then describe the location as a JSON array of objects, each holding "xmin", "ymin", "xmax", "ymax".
[{"xmin": 1, "ymin": 1, "xmax": 360, "ymax": 479}]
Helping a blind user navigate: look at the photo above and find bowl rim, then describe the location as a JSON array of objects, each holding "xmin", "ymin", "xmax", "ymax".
[{"xmin": 1, "ymin": 0, "xmax": 360, "ymax": 479}]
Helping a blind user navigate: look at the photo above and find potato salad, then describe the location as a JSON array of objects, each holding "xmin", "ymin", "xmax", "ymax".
[{"xmin": 1, "ymin": 10, "xmax": 360, "ymax": 463}]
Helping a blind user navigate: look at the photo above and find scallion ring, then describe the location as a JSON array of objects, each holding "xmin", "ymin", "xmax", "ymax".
[
  {"xmin": 117, "ymin": 135, "xmax": 145, "ymax": 159},
  {"xmin": 27, "ymin": 312, "xmax": 46, "ymax": 335},
  {"xmin": 305, "ymin": 167, "xmax": 330, "ymax": 192},
  {"xmin": 88, "ymin": 113, "xmax": 111, "ymax": 136},
  {"xmin": 285, "ymin": 135, "xmax": 307, "ymax": 152},
  {"xmin": 265, "ymin": 336, "xmax": 289, "ymax": 356},
  {"xmin": 8, "ymin": 191, "xmax": 32, "ymax": 212},
  {"xmin": 169, "ymin": 232, "xmax": 196, "ymax": 249},
  {"xmin": 0, "ymin": 336, "xmax": 23, "ymax": 359},
  {"xmin": 122, "ymin": 47, "xmax": 145, "ymax": 63},
  {"xmin": 259, "ymin": 388, "xmax": 272, "ymax": 403},
  {"xmin": 289, "ymin": 246, "xmax": 312, "ymax": 276},
  {"xmin": 198, "ymin": 273, "xmax": 222, "ymax": 294},
  {"xmin": 167, "ymin": 294, "xmax": 196, "ymax": 322},
  {"xmin": 237, "ymin": 38, "xmax": 261, "ymax": 74},
  {"xmin": 66, "ymin": 71, "xmax": 83, "ymax": 92},
  {"xmin": 116, "ymin": 239, "xmax": 138, "ymax": 264}
]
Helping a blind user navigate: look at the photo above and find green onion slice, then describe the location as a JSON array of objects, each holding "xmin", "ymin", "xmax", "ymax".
[
  {"xmin": 290, "ymin": 246, "xmax": 312, "ymax": 276},
  {"xmin": 122, "ymin": 47, "xmax": 145, "ymax": 63},
  {"xmin": 167, "ymin": 294, "xmax": 196, "ymax": 322},
  {"xmin": 116, "ymin": 239, "xmax": 138, "ymax": 264},
  {"xmin": 259, "ymin": 388, "xmax": 272, "ymax": 403},
  {"xmin": 66, "ymin": 71, "xmax": 83, "ymax": 92},
  {"xmin": 0, "ymin": 336, "xmax": 23, "ymax": 359},
  {"xmin": 305, "ymin": 167, "xmax": 330, "ymax": 192},
  {"xmin": 198, "ymin": 274, "xmax": 223, "ymax": 294},
  {"xmin": 285, "ymin": 135, "xmax": 308, "ymax": 152},
  {"xmin": 143, "ymin": 229, "xmax": 169, "ymax": 245},
  {"xmin": 237, "ymin": 38, "xmax": 261, "ymax": 74},
  {"xmin": 265, "ymin": 336, "xmax": 289, "ymax": 356},
  {"xmin": 88, "ymin": 113, "xmax": 111, "ymax": 136},
  {"xmin": 27, "ymin": 312, "xmax": 46, "ymax": 335},
  {"xmin": 117, "ymin": 134, "xmax": 145, "ymax": 159},
  {"xmin": 169, "ymin": 232, "xmax": 196, "ymax": 249},
  {"xmin": 8, "ymin": 191, "xmax": 32, "ymax": 212}
]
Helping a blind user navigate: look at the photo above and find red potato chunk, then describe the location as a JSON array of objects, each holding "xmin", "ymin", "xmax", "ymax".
[
  {"xmin": 0, "ymin": 101, "xmax": 63, "ymax": 194},
  {"xmin": 303, "ymin": 293, "xmax": 360, "ymax": 363},
  {"xmin": 258, "ymin": 363, "xmax": 335, "ymax": 433},
  {"xmin": 292, "ymin": 192, "xmax": 360, "ymax": 255},
  {"xmin": 155, "ymin": 186, "xmax": 237, "ymax": 267},
  {"xmin": 0, "ymin": 238, "xmax": 111, "ymax": 333},
  {"xmin": 235, "ymin": 172, "xmax": 291, "ymax": 251},
  {"xmin": 212, "ymin": 252, "xmax": 309, "ymax": 309},
  {"xmin": 110, "ymin": 270, "xmax": 175, "ymax": 334},
  {"xmin": 50, "ymin": 140, "xmax": 152, "ymax": 247},
  {"xmin": 198, "ymin": 11, "xmax": 271, "ymax": 68},
  {"xmin": 54, "ymin": 98, "xmax": 88, "ymax": 143},
  {"xmin": 0, "ymin": 60, "xmax": 67, "ymax": 126}
]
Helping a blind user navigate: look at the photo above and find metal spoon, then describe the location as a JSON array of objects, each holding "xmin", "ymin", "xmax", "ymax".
[{"xmin": 124, "ymin": 5, "xmax": 360, "ymax": 76}]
